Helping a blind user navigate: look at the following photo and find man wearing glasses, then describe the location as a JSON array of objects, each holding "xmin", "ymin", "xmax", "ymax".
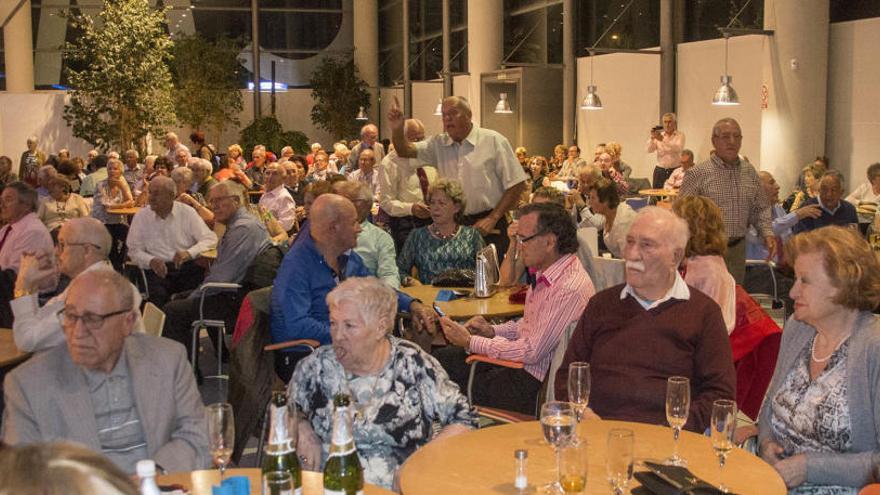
[
  {"xmin": 2, "ymin": 269, "xmax": 209, "ymax": 474},
  {"xmin": 11, "ymin": 217, "xmax": 142, "ymax": 352}
]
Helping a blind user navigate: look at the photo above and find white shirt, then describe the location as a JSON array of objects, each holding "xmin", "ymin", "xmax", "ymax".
[
  {"xmin": 377, "ymin": 151, "xmax": 438, "ymax": 217},
  {"xmin": 259, "ymin": 185, "xmax": 297, "ymax": 232},
  {"xmin": 11, "ymin": 261, "xmax": 144, "ymax": 352},
  {"xmin": 646, "ymin": 130, "xmax": 686, "ymax": 169},
  {"xmin": 415, "ymin": 125, "xmax": 528, "ymax": 215},
  {"xmin": 620, "ymin": 271, "xmax": 691, "ymax": 310},
  {"xmin": 126, "ymin": 201, "xmax": 217, "ymax": 268},
  {"xmin": 845, "ymin": 182, "xmax": 880, "ymax": 222}
]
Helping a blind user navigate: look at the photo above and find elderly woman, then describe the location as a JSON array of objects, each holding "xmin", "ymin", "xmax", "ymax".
[
  {"xmin": 596, "ymin": 151, "xmax": 629, "ymax": 197},
  {"xmin": 37, "ymin": 176, "xmax": 90, "ymax": 235},
  {"xmin": 589, "ymin": 178, "xmax": 636, "ymax": 258},
  {"xmin": 605, "ymin": 141, "xmax": 633, "ymax": 180},
  {"xmin": 170, "ymin": 167, "xmax": 214, "ymax": 225},
  {"xmin": 291, "ymin": 277, "xmax": 477, "ymax": 490},
  {"xmin": 784, "ymin": 163, "xmax": 823, "ymax": 213},
  {"xmin": 758, "ymin": 225, "xmax": 880, "ymax": 492},
  {"xmin": 0, "ymin": 155, "xmax": 19, "ymax": 186},
  {"xmin": 214, "ymin": 154, "xmax": 253, "ymax": 189},
  {"xmin": 91, "ymin": 158, "xmax": 134, "ymax": 270},
  {"xmin": 528, "ymin": 155, "xmax": 551, "ymax": 193},
  {"xmin": 227, "ymin": 144, "xmax": 245, "ymax": 169},
  {"xmin": 672, "ymin": 196, "xmax": 736, "ymax": 332},
  {"xmin": 397, "ymin": 179, "xmax": 485, "ymax": 285},
  {"xmin": 549, "ymin": 144, "xmax": 566, "ymax": 174},
  {"xmin": 572, "ymin": 163, "xmax": 605, "ymax": 229}
]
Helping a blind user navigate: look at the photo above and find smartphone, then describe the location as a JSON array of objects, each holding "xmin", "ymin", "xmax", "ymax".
[{"xmin": 432, "ymin": 303, "xmax": 446, "ymax": 317}]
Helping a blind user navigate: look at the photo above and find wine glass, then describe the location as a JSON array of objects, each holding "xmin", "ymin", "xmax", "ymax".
[
  {"xmin": 606, "ymin": 428, "xmax": 634, "ymax": 495},
  {"xmin": 711, "ymin": 399, "xmax": 738, "ymax": 493},
  {"xmin": 665, "ymin": 376, "xmax": 690, "ymax": 467},
  {"xmin": 540, "ymin": 401, "xmax": 576, "ymax": 495},
  {"xmin": 206, "ymin": 402, "xmax": 235, "ymax": 481},
  {"xmin": 567, "ymin": 362, "xmax": 590, "ymax": 443}
]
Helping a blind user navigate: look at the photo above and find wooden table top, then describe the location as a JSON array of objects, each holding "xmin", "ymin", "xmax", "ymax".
[
  {"xmin": 400, "ymin": 285, "xmax": 524, "ymax": 320},
  {"xmin": 106, "ymin": 206, "xmax": 141, "ymax": 216},
  {"xmin": 0, "ymin": 328, "xmax": 29, "ymax": 368},
  {"xmin": 158, "ymin": 468, "xmax": 395, "ymax": 495},
  {"xmin": 638, "ymin": 188, "xmax": 677, "ymax": 197},
  {"xmin": 399, "ymin": 419, "xmax": 786, "ymax": 495}
]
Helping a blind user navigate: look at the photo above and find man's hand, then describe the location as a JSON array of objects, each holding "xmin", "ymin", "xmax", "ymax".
[
  {"xmin": 409, "ymin": 301, "xmax": 437, "ymax": 335},
  {"xmin": 439, "ymin": 317, "xmax": 471, "ymax": 348},
  {"xmin": 764, "ymin": 235, "xmax": 778, "ymax": 262},
  {"xmin": 506, "ymin": 220, "xmax": 519, "ymax": 242},
  {"xmin": 387, "ymin": 96, "xmax": 405, "ymax": 133},
  {"xmin": 774, "ymin": 454, "xmax": 807, "ymax": 488},
  {"xmin": 473, "ymin": 215, "xmax": 499, "ymax": 237},
  {"xmin": 411, "ymin": 202, "xmax": 431, "ymax": 219},
  {"xmin": 172, "ymin": 250, "xmax": 192, "ymax": 269},
  {"xmin": 464, "ymin": 315, "xmax": 494, "ymax": 338},
  {"xmin": 149, "ymin": 257, "xmax": 168, "ymax": 279},
  {"xmin": 759, "ymin": 439, "xmax": 786, "ymax": 465},
  {"xmin": 794, "ymin": 203, "xmax": 822, "ymax": 220},
  {"xmin": 15, "ymin": 251, "xmax": 57, "ymax": 294}
]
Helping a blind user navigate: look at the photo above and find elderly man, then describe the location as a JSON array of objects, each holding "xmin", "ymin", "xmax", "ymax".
[
  {"xmin": 189, "ymin": 158, "xmax": 217, "ymax": 199},
  {"xmin": 793, "ymin": 170, "xmax": 858, "ymax": 234},
  {"xmin": 347, "ymin": 124, "xmax": 385, "ymax": 173},
  {"xmin": 389, "ymin": 96, "xmax": 528, "ymax": 256},
  {"xmin": 126, "ymin": 176, "xmax": 217, "ymax": 306},
  {"xmin": 18, "ymin": 136, "xmax": 45, "ymax": 187},
  {"xmin": 332, "ymin": 181, "xmax": 399, "ymax": 288},
  {"xmin": 174, "ymin": 147, "xmax": 191, "ymax": 170},
  {"xmin": 11, "ymin": 218, "xmax": 142, "ymax": 352},
  {"xmin": 436, "ymin": 203, "xmax": 595, "ymax": 414},
  {"xmin": 554, "ymin": 207, "xmax": 735, "ymax": 432},
  {"xmin": 0, "ymin": 182, "xmax": 54, "ymax": 273},
  {"xmin": 348, "ymin": 148, "xmax": 379, "ymax": 199},
  {"xmin": 377, "ymin": 118, "xmax": 438, "ymax": 253},
  {"xmin": 679, "ymin": 117, "xmax": 775, "ymax": 283},
  {"xmin": 122, "ymin": 149, "xmax": 144, "ymax": 190},
  {"xmin": 1, "ymin": 269, "xmax": 209, "ymax": 474},
  {"xmin": 79, "ymin": 154, "xmax": 108, "ymax": 197},
  {"xmin": 259, "ymin": 162, "xmax": 297, "ymax": 232},
  {"xmin": 270, "ymin": 194, "xmax": 433, "ymax": 382},
  {"xmin": 747, "ymin": 171, "xmax": 820, "ymax": 263},
  {"xmin": 647, "ymin": 112, "xmax": 686, "ymax": 189},
  {"xmin": 162, "ymin": 181, "xmax": 272, "ymax": 361},
  {"xmin": 246, "ymin": 147, "xmax": 269, "ymax": 189},
  {"xmin": 164, "ymin": 132, "xmax": 191, "ymax": 165},
  {"xmin": 308, "ymin": 151, "xmax": 331, "ymax": 182},
  {"xmin": 663, "ymin": 149, "xmax": 695, "ymax": 191}
]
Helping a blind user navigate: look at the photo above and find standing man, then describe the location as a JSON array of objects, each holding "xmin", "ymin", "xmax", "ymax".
[
  {"xmin": 388, "ymin": 96, "xmax": 528, "ymax": 256},
  {"xmin": 377, "ymin": 118, "xmax": 438, "ymax": 253},
  {"xmin": 347, "ymin": 124, "xmax": 385, "ymax": 173},
  {"xmin": 122, "ymin": 150, "xmax": 144, "ymax": 190},
  {"xmin": 646, "ymin": 113, "xmax": 686, "ymax": 189},
  {"xmin": 679, "ymin": 118, "xmax": 775, "ymax": 283},
  {"xmin": 348, "ymin": 149, "xmax": 379, "ymax": 200},
  {"xmin": 164, "ymin": 132, "xmax": 191, "ymax": 165}
]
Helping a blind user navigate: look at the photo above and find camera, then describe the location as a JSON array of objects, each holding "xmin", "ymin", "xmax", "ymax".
[{"xmin": 652, "ymin": 125, "xmax": 663, "ymax": 132}]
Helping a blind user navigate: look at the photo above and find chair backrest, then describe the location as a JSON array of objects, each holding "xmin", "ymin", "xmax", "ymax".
[
  {"xmin": 539, "ymin": 319, "xmax": 580, "ymax": 409},
  {"xmin": 142, "ymin": 302, "xmax": 165, "ymax": 337}
]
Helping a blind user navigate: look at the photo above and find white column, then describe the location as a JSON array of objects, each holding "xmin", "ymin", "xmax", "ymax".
[
  {"xmin": 467, "ymin": 0, "xmax": 502, "ymax": 125},
  {"xmin": 353, "ymin": 0, "xmax": 379, "ymax": 122},
  {"xmin": 759, "ymin": 0, "xmax": 829, "ymax": 191},
  {"xmin": 3, "ymin": 0, "xmax": 35, "ymax": 92}
]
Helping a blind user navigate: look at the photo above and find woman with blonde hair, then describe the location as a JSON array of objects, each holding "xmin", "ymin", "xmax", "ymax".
[
  {"xmin": 227, "ymin": 143, "xmax": 245, "ymax": 169},
  {"xmin": 549, "ymin": 144, "xmax": 566, "ymax": 174}
]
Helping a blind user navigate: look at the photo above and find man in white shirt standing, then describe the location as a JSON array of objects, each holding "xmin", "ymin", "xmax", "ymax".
[
  {"xmin": 348, "ymin": 149, "xmax": 379, "ymax": 201},
  {"xmin": 126, "ymin": 176, "xmax": 217, "ymax": 306},
  {"xmin": 259, "ymin": 162, "xmax": 297, "ymax": 233},
  {"xmin": 646, "ymin": 112, "xmax": 686, "ymax": 189}
]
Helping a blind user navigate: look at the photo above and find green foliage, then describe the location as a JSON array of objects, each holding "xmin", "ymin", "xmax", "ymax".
[
  {"xmin": 170, "ymin": 34, "xmax": 244, "ymax": 139},
  {"xmin": 240, "ymin": 116, "xmax": 309, "ymax": 160},
  {"xmin": 61, "ymin": 0, "xmax": 176, "ymax": 152},
  {"xmin": 309, "ymin": 54, "xmax": 370, "ymax": 141}
]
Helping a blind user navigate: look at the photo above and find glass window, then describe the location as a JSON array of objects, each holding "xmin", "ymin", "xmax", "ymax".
[
  {"xmin": 830, "ymin": 0, "xmax": 880, "ymax": 22},
  {"xmin": 576, "ymin": 0, "xmax": 660, "ymax": 56},
  {"xmin": 683, "ymin": 0, "xmax": 764, "ymax": 42}
]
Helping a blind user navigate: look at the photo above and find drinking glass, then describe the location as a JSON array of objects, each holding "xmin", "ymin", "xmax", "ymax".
[
  {"xmin": 206, "ymin": 402, "xmax": 235, "ymax": 481},
  {"xmin": 567, "ymin": 362, "xmax": 591, "ymax": 443},
  {"xmin": 606, "ymin": 428, "xmax": 634, "ymax": 495},
  {"xmin": 711, "ymin": 399, "xmax": 738, "ymax": 493},
  {"xmin": 665, "ymin": 376, "xmax": 690, "ymax": 466},
  {"xmin": 540, "ymin": 401, "xmax": 576, "ymax": 495},
  {"xmin": 262, "ymin": 470, "xmax": 293, "ymax": 495},
  {"xmin": 559, "ymin": 441, "xmax": 588, "ymax": 494}
]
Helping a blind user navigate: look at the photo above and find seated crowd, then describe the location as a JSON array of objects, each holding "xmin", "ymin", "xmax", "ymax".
[{"xmin": 0, "ymin": 108, "xmax": 878, "ymax": 494}]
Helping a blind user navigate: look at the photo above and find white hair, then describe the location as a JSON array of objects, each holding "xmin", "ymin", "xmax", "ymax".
[{"xmin": 326, "ymin": 277, "xmax": 397, "ymax": 335}]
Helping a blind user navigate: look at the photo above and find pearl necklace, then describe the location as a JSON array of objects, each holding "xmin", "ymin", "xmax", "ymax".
[
  {"xmin": 811, "ymin": 333, "xmax": 850, "ymax": 363},
  {"xmin": 429, "ymin": 224, "xmax": 459, "ymax": 240}
]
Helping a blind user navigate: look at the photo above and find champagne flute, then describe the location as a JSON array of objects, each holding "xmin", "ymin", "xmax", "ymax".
[
  {"xmin": 540, "ymin": 401, "xmax": 576, "ymax": 495},
  {"xmin": 206, "ymin": 402, "xmax": 235, "ymax": 481},
  {"xmin": 606, "ymin": 428, "xmax": 634, "ymax": 495},
  {"xmin": 567, "ymin": 362, "xmax": 591, "ymax": 443},
  {"xmin": 711, "ymin": 399, "xmax": 738, "ymax": 493},
  {"xmin": 665, "ymin": 376, "xmax": 690, "ymax": 467}
]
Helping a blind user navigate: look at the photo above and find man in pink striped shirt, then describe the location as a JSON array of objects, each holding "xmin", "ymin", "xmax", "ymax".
[{"xmin": 435, "ymin": 203, "xmax": 595, "ymax": 415}]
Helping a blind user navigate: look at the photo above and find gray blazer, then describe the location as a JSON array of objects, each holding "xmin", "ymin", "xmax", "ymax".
[
  {"xmin": 1, "ymin": 334, "xmax": 209, "ymax": 472},
  {"xmin": 758, "ymin": 312, "xmax": 880, "ymax": 488}
]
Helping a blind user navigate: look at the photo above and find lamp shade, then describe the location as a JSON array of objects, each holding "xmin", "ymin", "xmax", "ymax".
[
  {"xmin": 580, "ymin": 85, "xmax": 603, "ymax": 110},
  {"xmin": 355, "ymin": 106, "xmax": 369, "ymax": 120},
  {"xmin": 712, "ymin": 75, "xmax": 740, "ymax": 106},
  {"xmin": 494, "ymin": 93, "xmax": 513, "ymax": 114}
]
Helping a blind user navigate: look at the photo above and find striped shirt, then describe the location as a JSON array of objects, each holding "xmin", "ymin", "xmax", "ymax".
[
  {"xmin": 468, "ymin": 254, "xmax": 595, "ymax": 381},
  {"xmin": 84, "ymin": 352, "xmax": 149, "ymax": 473}
]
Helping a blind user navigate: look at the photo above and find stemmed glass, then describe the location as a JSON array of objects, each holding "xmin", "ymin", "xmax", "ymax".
[
  {"xmin": 567, "ymin": 362, "xmax": 591, "ymax": 443},
  {"xmin": 665, "ymin": 376, "xmax": 690, "ymax": 467},
  {"xmin": 606, "ymin": 428, "xmax": 634, "ymax": 495},
  {"xmin": 711, "ymin": 399, "xmax": 738, "ymax": 493},
  {"xmin": 206, "ymin": 402, "xmax": 235, "ymax": 481},
  {"xmin": 540, "ymin": 401, "xmax": 577, "ymax": 495}
]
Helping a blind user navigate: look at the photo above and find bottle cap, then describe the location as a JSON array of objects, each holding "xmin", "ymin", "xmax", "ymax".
[
  {"xmin": 515, "ymin": 449, "xmax": 527, "ymax": 460},
  {"xmin": 136, "ymin": 460, "xmax": 156, "ymax": 477}
]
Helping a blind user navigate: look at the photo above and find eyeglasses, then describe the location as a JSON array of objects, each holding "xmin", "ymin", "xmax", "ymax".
[
  {"xmin": 515, "ymin": 231, "xmax": 545, "ymax": 245},
  {"xmin": 57, "ymin": 241, "xmax": 100, "ymax": 251},
  {"xmin": 57, "ymin": 307, "xmax": 131, "ymax": 331}
]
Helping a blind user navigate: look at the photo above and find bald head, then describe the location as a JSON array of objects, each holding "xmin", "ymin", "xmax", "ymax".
[
  {"xmin": 310, "ymin": 194, "xmax": 360, "ymax": 251},
  {"xmin": 66, "ymin": 218, "xmax": 112, "ymax": 258},
  {"xmin": 404, "ymin": 119, "xmax": 426, "ymax": 142}
]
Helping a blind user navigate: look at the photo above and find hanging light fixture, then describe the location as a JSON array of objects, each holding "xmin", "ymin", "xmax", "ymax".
[
  {"xmin": 494, "ymin": 92, "xmax": 513, "ymax": 114},
  {"xmin": 580, "ymin": 50, "xmax": 603, "ymax": 110},
  {"xmin": 433, "ymin": 99, "xmax": 443, "ymax": 116},
  {"xmin": 355, "ymin": 106, "xmax": 368, "ymax": 121},
  {"xmin": 712, "ymin": 33, "xmax": 740, "ymax": 106}
]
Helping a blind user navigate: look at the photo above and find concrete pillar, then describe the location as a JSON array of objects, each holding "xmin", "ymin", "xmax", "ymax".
[
  {"xmin": 3, "ymin": 0, "xmax": 35, "ymax": 92},
  {"xmin": 467, "ymin": 0, "xmax": 502, "ymax": 125},
  {"xmin": 562, "ymin": 0, "xmax": 575, "ymax": 145},
  {"xmin": 659, "ymin": 0, "xmax": 674, "ymax": 116},
  {"xmin": 353, "ymin": 0, "xmax": 379, "ymax": 122},
  {"xmin": 759, "ymin": 0, "xmax": 829, "ymax": 191}
]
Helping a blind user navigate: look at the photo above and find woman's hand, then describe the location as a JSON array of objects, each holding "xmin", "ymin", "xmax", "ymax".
[
  {"xmin": 759, "ymin": 439, "xmax": 786, "ymax": 465},
  {"xmin": 774, "ymin": 454, "xmax": 807, "ymax": 488},
  {"xmin": 296, "ymin": 417, "xmax": 322, "ymax": 471}
]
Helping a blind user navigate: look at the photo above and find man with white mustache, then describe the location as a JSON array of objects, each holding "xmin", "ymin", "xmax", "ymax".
[{"xmin": 554, "ymin": 206, "xmax": 736, "ymax": 433}]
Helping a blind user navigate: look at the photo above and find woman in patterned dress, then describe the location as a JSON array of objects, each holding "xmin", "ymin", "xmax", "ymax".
[
  {"xmin": 290, "ymin": 277, "xmax": 477, "ymax": 490},
  {"xmin": 758, "ymin": 225, "xmax": 880, "ymax": 494}
]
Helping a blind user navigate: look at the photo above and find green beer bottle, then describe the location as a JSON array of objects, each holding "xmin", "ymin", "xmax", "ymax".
[
  {"xmin": 323, "ymin": 394, "xmax": 364, "ymax": 495},
  {"xmin": 262, "ymin": 391, "xmax": 302, "ymax": 495}
]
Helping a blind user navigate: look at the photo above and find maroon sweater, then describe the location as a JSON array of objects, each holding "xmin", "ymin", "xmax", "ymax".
[{"xmin": 555, "ymin": 283, "xmax": 736, "ymax": 432}]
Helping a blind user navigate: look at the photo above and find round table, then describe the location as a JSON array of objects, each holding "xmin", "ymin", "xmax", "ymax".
[
  {"xmin": 638, "ymin": 188, "xmax": 677, "ymax": 199},
  {"xmin": 107, "ymin": 206, "xmax": 141, "ymax": 216},
  {"xmin": 0, "ymin": 328, "xmax": 29, "ymax": 368},
  {"xmin": 158, "ymin": 468, "xmax": 395, "ymax": 495},
  {"xmin": 399, "ymin": 420, "xmax": 786, "ymax": 495},
  {"xmin": 400, "ymin": 285, "xmax": 524, "ymax": 320}
]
